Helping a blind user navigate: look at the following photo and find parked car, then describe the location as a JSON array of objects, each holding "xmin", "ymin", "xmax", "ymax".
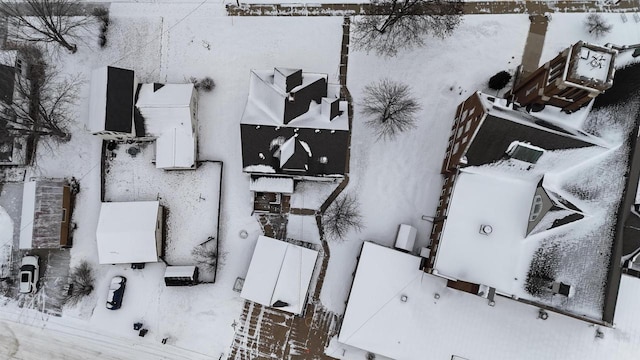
[
  {"xmin": 106, "ymin": 276, "xmax": 126, "ymax": 310},
  {"xmin": 19, "ymin": 255, "xmax": 39, "ymax": 294}
]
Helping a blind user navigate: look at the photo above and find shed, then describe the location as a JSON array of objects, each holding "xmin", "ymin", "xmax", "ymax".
[
  {"xmin": 241, "ymin": 236, "xmax": 318, "ymax": 315},
  {"xmin": 96, "ymin": 201, "xmax": 163, "ymax": 264},
  {"xmin": 394, "ymin": 224, "xmax": 417, "ymax": 252},
  {"xmin": 164, "ymin": 265, "xmax": 199, "ymax": 286}
]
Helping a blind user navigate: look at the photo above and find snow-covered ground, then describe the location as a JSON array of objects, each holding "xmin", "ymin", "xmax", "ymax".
[{"xmin": 1, "ymin": 4, "xmax": 640, "ymax": 360}]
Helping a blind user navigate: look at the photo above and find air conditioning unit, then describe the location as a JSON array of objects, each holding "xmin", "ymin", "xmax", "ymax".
[{"xmin": 479, "ymin": 224, "xmax": 493, "ymax": 235}]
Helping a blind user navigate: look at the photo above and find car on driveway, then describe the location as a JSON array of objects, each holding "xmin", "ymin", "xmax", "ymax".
[
  {"xmin": 106, "ymin": 276, "xmax": 126, "ymax": 310},
  {"xmin": 19, "ymin": 255, "xmax": 40, "ymax": 294}
]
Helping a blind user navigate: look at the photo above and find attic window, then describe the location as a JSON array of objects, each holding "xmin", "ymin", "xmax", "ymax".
[
  {"xmin": 529, "ymin": 195, "xmax": 543, "ymax": 222},
  {"xmin": 506, "ymin": 141, "xmax": 544, "ymax": 164}
]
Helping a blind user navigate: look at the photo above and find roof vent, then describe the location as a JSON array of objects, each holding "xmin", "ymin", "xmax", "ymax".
[
  {"xmin": 479, "ymin": 224, "xmax": 493, "ymax": 235},
  {"xmin": 318, "ymin": 156, "xmax": 328, "ymax": 164}
]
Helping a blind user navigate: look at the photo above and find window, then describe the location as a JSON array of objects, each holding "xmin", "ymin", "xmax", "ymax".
[
  {"xmin": 453, "ymin": 142, "xmax": 460, "ymax": 154},
  {"xmin": 529, "ymin": 195, "xmax": 544, "ymax": 222},
  {"xmin": 61, "ymin": 208, "xmax": 67, "ymax": 222},
  {"xmin": 15, "ymin": 59, "xmax": 23, "ymax": 74}
]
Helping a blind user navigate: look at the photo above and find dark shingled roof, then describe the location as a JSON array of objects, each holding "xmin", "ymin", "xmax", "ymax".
[
  {"xmin": 105, "ymin": 67, "xmax": 135, "ymax": 133},
  {"xmin": 465, "ymin": 114, "xmax": 595, "ymax": 167},
  {"xmin": 0, "ymin": 64, "xmax": 15, "ymax": 105},
  {"xmin": 241, "ymin": 124, "xmax": 348, "ymax": 176}
]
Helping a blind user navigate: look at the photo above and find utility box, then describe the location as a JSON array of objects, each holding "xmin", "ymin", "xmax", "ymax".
[
  {"xmin": 394, "ymin": 224, "xmax": 417, "ymax": 253},
  {"xmin": 164, "ymin": 266, "xmax": 199, "ymax": 286}
]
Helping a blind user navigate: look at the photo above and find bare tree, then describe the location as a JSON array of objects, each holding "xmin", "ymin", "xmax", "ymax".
[
  {"xmin": 192, "ymin": 237, "xmax": 219, "ymax": 274},
  {"xmin": 352, "ymin": 0, "xmax": 463, "ymax": 57},
  {"xmin": 362, "ymin": 79, "xmax": 421, "ymax": 141},
  {"xmin": 1, "ymin": 45, "xmax": 79, "ymax": 142},
  {"xmin": 585, "ymin": 14, "xmax": 612, "ymax": 39},
  {"xmin": 323, "ymin": 193, "xmax": 363, "ymax": 242},
  {"xmin": 64, "ymin": 260, "xmax": 94, "ymax": 306},
  {"xmin": 0, "ymin": 0, "xmax": 98, "ymax": 53}
]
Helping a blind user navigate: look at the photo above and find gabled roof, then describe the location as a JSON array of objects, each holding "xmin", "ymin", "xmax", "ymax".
[
  {"xmin": 0, "ymin": 64, "xmax": 15, "ymax": 105},
  {"xmin": 136, "ymin": 83, "xmax": 196, "ymax": 169},
  {"xmin": 88, "ymin": 66, "xmax": 136, "ymax": 134},
  {"xmin": 19, "ymin": 180, "xmax": 69, "ymax": 249},
  {"xmin": 526, "ymin": 177, "xmax": 585, "ymax": 236},
  {"xmin": 240, "ymin": 68, "xmax": 350, "ymax": 177},
  {"xmin": 464, "ymin": 93, "xmax": 606, "ymax": 168},
  {"xmin": 240, "ymin": 236, "xmax": 318, "ymax": 314},
  {"xmin": 96, "ymin": 201, "xmax": 161, "ymax": 264}
]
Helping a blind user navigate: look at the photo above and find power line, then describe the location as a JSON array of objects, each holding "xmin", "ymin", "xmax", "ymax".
[{"xmin": 111, "ymin": 0, "xmax": 210, "ymax": 67}]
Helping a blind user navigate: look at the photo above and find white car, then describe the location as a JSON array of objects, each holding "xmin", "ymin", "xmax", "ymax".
[{"xmin": 19, "ymin": 255, "xmax": 39, "ymax": 294}]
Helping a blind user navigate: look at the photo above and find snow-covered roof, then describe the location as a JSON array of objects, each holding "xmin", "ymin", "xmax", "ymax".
[
  {"xmin": 339, "ymin": 242, "xmax": 425, "ymax": 359},
  {"xmin": 18, "ymin": 180, "xmax": 36, "ymax": 249},
  {"xmin": 88, "ymin": 66, "xmax": 136, "ymax": 135},
  {"xmin": 340, "ymin": 242, "xmax": 640, "ymax": 360},
  {"xmin": 241, "ymin": 69, "xmax": 349, "ymax": 130},
  {"xmin": 136, "ymin": 83, "xmax": 197, "ymax": 169},
  {"xmin": 250, "ymin": 176, "xmax": 294, "ymax": 194},
  {"xmin": 96, "ymin": 201, "xmax": 161, "ymax": 264},
  {"xmin": 571, "ymin": 43, "xmax": 616, "ymax": 84},
  {"xmin": 433, "ymin": 169, "xmax": 537, "ymax": 294},
  {"xmin": 240, "ymin": 235, "xmax": 318, "ymax": 315},
  {"xmin": 164, "ymin": 265, "xmax": 197, "ymax": 278},
  {"xmin": 0, "ymin": 50, "xmax": 17, "ymax": 67}
]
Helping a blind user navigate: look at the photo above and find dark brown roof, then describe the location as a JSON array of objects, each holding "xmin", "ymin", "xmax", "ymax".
[{"xmin": 241, "ymin": 124, "xmax": 348, "ymax": 177}]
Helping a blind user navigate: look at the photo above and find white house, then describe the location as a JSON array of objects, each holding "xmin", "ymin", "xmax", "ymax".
[
  {"xmin": 88, "ymin": 66, "xmax": 138, "ymax": 140},
  {"xmin": 136, "ymin": 83, "xmax": 198, "ymax": 170},
  {"xmin": 88, "ymin": 66, "xmax": 198, "ymax": 170},
  {"xmin": 241, "ymin": 235, "xmax": 318, "ymax": 315},
  {"xmin": 95, "ymin": 201, "xmax": 163, "ymax": 264}
]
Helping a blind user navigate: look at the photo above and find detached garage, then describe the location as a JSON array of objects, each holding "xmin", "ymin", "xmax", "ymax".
[
  {"xmin": 96, "ymin": 201, "xmax": 164, "ymax": 265},
  {"xmin": 241, "ymin": 236, "xmax": 318, "ymax": 315}
]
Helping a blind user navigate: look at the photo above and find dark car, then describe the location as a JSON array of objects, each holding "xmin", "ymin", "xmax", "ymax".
[{"xmin": 106, "ymin": 276, "xmax": 126, "ymax": 310}]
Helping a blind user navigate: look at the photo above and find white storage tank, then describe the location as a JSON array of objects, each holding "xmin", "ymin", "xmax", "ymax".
[{"xmin": 394, "ymin": 224, "xmax": 417, "ymax": 253}]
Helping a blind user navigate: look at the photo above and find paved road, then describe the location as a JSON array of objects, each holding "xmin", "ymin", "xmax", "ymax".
[
  {"xmin": 227, "ymin": 0, "xmax": 640, "ymax": 16},
  {"xmin": 0, "ymin": 318, "xmax": 210, "ymax": 360}
]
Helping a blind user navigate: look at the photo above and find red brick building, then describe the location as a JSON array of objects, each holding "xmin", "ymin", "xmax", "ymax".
[{"xmin": 510, "ymin": 41, "xmax": 616, "ymax": 113}]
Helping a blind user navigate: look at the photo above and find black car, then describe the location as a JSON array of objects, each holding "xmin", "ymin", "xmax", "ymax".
[{"xmin": 106, "ymin": 276, "xmax": 126, "ymax": 310}]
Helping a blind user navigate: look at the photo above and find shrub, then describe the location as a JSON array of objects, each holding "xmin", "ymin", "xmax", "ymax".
[
  {"xmin": 65, "ymin": 261, "xmax": 94, "ymax": 306},
  {"xmin": 191, "ymin": 76, "xmax": 216, "ymax": 93},
  {"xmin": 192, "ymin": 237, "xmax": 218, "ymax": 273},
  {"xmin": 488, "ymin": 70, "xmax": 512, "ymax": 90}
]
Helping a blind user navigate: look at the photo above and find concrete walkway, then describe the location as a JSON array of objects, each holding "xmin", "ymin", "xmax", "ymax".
[
  {"xmin": 521, "ymin": 14, "xmax": 549, "ymax": 79},
  {"xmin": 227, "ymin": 0, "xmax": 640, "ymax": 16}
]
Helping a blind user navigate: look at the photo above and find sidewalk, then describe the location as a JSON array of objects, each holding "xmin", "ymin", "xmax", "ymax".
[
  {"xmin": 227, "ymin": 0, "xmax": 640, "ymax": 16},
  {"xmin": 521, "ymin": 14, "xmax": 549, "ymax": 79}
]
